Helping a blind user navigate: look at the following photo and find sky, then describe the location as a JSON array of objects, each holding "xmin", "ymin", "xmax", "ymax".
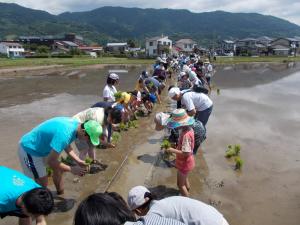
[{"xmin": 2, "ymin": 0, "xmax": 300, "ymax": 26}]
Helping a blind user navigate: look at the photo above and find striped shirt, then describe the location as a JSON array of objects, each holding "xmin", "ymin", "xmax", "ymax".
[{"xmin": 124, "ymin": 215, "xmax": 185, "ymax": 225}]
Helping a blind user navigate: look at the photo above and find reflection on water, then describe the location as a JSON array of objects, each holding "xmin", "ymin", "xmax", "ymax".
[{"xmin": 213, "ymin": 62, "xmax": 300, "ymax": 89}]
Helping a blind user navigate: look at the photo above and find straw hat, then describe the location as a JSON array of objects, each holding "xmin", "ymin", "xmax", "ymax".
[{"xmin": 167, "ymin": 109, "xmax": 195, "ymax": 129}]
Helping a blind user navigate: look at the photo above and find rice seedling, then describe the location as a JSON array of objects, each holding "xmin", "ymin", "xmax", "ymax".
[
  {"xmin": 161, "ymin": 139, "xmax": 171, "ymax": 150},
  {"xmin": 85, "ymin": 157, "xmax": 93, "ymax": 165},
  {"xmin": 46, "ymin": 167, "xmax": 53, "ymax": 177},
  {"xmin": 128, "ymin": 120, "xmax": 138, "ymax": 128},
  {"xmin": 114, "ymin": 91, "xmax": 123, "ymax": 101},
  {"xmin": 111, "ymin": 132, "xmax": 121, "ymax": 144},
  {"xmin": 60, "ymin": 155, "xmax": 74, "ymax": 165},
  {"xmin": 225, "ymin": 144, "xmax": 241, "ymax": 158},
  {"xmin": 234, "ymin": 156, "xmax": 244, "ymax": 170}
]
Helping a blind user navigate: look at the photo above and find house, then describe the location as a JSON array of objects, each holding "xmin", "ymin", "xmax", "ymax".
[
  {"xmin": 145, "ymin": 35, "xmax": 172, "ymax": 56},
  {"xmin": 79, "ymin": 46, "xmax": 103, "ymax": 54},
  {"xmin": 19, "ymin": 33, "xmax": 84, "ymax": 48},
  {"xmin": 175, "ymin": 39, "xmax": 197, "ymax": 53},
  {"xmin": 64, "ymin": 33, "xmax": 84, "ymax": 46},
  {"xmin": 0, "ymin": 41, "xmax": 24, "ymax": 58},
  {"xmin": 106, "ymin": 43, "xmax": 128, "ymax": 53},
  {"xmin": 235, "ymin": 38, "xmax": 267, "ymax": 56},
  {"xmin": 19, "ymin": 35, "xmax": 58, "ymax": 47},
  {"xmin": 270, "ymin": 38, "xmax": 300, "ymax": 56},
  {"xmin": 52, "ymin": 41, "xmax": 79, "ymax": 53},
  {"xmin": 217, "ymin": 40, "xmax": 236, "ymax": 55},
  {"xmin": 256, "ymin": 36, "xmax": 274, "ymax": 47}
]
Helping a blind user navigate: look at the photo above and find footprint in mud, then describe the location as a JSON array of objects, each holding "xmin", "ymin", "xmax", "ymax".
[
  {"xmin": 208, "ymin": 199, "xmax": 222, "ymax": 207},
  {"xmin": 52, "ymin": 197, "xmax": 76, "ymax": 213}
]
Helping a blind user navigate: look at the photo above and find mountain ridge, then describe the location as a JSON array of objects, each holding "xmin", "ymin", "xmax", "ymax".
[{"xmin": 1, "ymin": 3, "xmax": 300, "ymax": 45}]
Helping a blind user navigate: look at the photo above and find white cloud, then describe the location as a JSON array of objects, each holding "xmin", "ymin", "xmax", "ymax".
[{"xmin": 2, "ymin": 0, "xmax": 300, "ymax": 25}]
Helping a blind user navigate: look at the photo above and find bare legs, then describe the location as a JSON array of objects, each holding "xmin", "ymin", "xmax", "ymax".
[{"xmin": 177, "ymin": 171, "xmax": 190, "ymax": 197}]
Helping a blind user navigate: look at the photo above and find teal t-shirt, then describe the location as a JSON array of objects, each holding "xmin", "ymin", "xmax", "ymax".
[
  {"xmin": 20, "ymin": 117, "xmax": 79, "ymax": 157},
  {"xmin": 0, "ymin": 166, "xmax": 41, "ymax": 213}
]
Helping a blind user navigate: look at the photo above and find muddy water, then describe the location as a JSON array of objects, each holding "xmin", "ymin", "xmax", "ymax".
[{"xmin": 0, "ymin": 63, "xmax": 300, "ymax": 225}]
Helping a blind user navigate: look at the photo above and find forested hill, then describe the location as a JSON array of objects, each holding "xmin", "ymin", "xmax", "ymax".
[{"xmin": 1, "ymin": 3, "xmax": 300, "ymax": 45}]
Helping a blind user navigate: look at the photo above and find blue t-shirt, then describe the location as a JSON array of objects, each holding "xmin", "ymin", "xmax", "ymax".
[
  {"xmin": 20, "ymin": 117, "xmax": 79, "ymax": 157},
  {"xmin": 0, "ymin": 166, "xmax": 41, "ymax": 213}
]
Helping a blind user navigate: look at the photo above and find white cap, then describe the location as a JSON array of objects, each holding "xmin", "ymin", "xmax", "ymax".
[
  {"xmin": 179, "ymin": 71, "xmax": 187, "ymax": 78},
  {"xmin": 127, "ymin": 186, "xmax": 150, "ymax": 210},
  {"xmin": 168, "ymin": 87, "xmax": 180, "ymax": 98},
  {"xmin": 109, "ymin": 73, "xmax": 119, "ymax": 80}
]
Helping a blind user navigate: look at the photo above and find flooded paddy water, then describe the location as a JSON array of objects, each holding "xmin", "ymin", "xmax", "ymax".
[{"xmin": 0, "ymin": 62, "xmax": 299, "ymax": 225}]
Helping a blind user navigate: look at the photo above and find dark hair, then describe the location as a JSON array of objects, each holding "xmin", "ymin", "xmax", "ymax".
[
  {"xmin": 106, "ymin": 192, "xmax": 129, "ymax": 208},
  {"xmin": 107, "ymin": 77, "xmax": 118, "ymax": 85},
  {"xmin": 108, "ymin": 108, "xmax": 122, "ymax": 124},
  {"xmin": 23, "ymin": 188, "xmax": 54, "ymax": 216},
  {"xmin": 74, "ymin": 193, "xmax": 136, "ymax": 225},
  {"xmin": 136, "ymin": 192, "xmax": 153, "ymax": 211}
]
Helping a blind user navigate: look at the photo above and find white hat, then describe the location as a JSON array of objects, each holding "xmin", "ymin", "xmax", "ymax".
[
  {"xmin": 127, "ymin": 186, "xmax": 150, "ymax": 210},
  {"xmin": 168, "ymin": 87, "xmax": 180, "ymax": 98},
  {"xmin": 179, "ymin": 71, "xmax": 187, "ymax": 78},
  {"xmin": 109, "ymin": 73, "xmax": 119, "ymax": 80}
]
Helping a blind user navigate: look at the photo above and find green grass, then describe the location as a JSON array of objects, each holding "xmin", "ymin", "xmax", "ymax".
[
  {"xmin": 1, "ymin": 55, "xmax": 300, "ymax": 70},
  {"xmin": 0, "ymin": 56, "xmax": 154, "ymax": 68}
]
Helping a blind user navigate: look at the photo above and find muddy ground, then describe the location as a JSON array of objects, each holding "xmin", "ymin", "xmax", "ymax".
[{"xmin": 0, "ymin": 62, "xmax": 299, "ymax": 225}]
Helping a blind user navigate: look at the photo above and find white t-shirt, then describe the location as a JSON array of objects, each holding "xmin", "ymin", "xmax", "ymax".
[
  {"xmin": 73, "ymin": 107, "xmax": 105, "ymax": 124},
  {"xmin": 148, "ymin": 196, "xmax": 225, "ymax": 225},
  {"xmin": 181, "ymin": 92, "xmax": 213, "ymax": 112},
  {"xmin": 73, "ymin": 107, "xmax": 108, "ymax": 137},
  {"xmin": 103, "ymin": 84, "xmax": 117, "ymax": 102}
]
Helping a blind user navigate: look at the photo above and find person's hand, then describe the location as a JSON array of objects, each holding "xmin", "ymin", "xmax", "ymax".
[
  {"xmin": 77, "ymin": 160, "xmax": 88, "ymax": 167},
  {"xmin": 107, "ymin": 143, "xmax": 116, "ymax": 148},
  {"xmin": 71, "ymin": 165, "xmax": 87, "ymax": 176},
  {"xmin": 165, "ymin": 148, "xmax": 171, "ymax": 153}
]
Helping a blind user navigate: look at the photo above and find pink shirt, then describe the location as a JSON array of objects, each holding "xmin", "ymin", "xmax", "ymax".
[{"xmin": 175, "ymin": 129, "xmax": 195, "ymax": 173}]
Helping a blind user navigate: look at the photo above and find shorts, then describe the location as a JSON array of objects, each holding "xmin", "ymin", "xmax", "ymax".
[
  {"xmin": 0, "ymin": 210, "xmax": 28, "ymax": 219},
  {"xmin": 18, "ymin": 145, "xmax": 47, "ymax": 179}
]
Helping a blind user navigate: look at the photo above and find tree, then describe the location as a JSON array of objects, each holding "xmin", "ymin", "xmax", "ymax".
[
  {"xmin": 127, "ymin": 39, "xmax": 136, "ymax": 48},
  {"xmin": 37, "ymin": 45, "xmax": 50, "ymax": 54}
]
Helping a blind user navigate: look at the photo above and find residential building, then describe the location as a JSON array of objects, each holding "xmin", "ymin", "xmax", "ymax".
[
  {"xmin": 19, "ymin": 35, "xmax": 58, "ymax": 46},
  {"xmin": 106, "ymin": 43, "xmax": 128, "ymax": 53},
  {"xmin": 175, "ymin": 39, "xmax": 197, "ymax": 53},
  {"xmin": 19, "ymin": 33, "xmax": 84, "ymax": 47},
  {"xmin": 52, "ymin": 41, "xmax": 79, "ymax": 53},
  {"xmin": 235, "ymin": 38, "xmax": 267, "ymax": 56},
  {"xmin": 270, "ymin": 38, "xmax": 300, "ymax": 55},
  {"xmin": 256, "ymin": 36, "xmax": 274, "ymax": 47},
  {"xmin": 64, "ymin": 33, "xmax": 84, "ymax": 46},
  {"xmin": 217, "ymin": 40, "xmax": 236, "ymax": 55},
  {"xmin": 0, "ymin": 41, "xmax": 24, "ymax": 58},
  {"xmin": 145, "ymin": 35, "xmax": 172, "ymax": 56},
  {"xmin": 79, "ymin": 46, "xmax": 103, "ymax": 54}
]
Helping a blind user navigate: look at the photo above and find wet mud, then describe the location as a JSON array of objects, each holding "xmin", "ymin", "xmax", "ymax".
[{"xmin": 0, "ymin": 63, "xmax": 300, "ymax": 225}]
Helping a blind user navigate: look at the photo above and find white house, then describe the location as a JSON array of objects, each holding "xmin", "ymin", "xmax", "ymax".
[
  {"xmin": 0, "ymin": 42, "xmax": 24, "ymax": 58},
  {"xmin": 175, "ymin": 39, "xmax": 197, "ymax": 53},
  {"xmin": 145, "ymin": 36, "xmax": 172, "ymax": 56}
]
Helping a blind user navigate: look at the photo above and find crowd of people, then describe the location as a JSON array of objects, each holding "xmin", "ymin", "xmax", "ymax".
[{"xmin": 0, "ymin": 54, "xmax": 227, "ymax": 225}]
